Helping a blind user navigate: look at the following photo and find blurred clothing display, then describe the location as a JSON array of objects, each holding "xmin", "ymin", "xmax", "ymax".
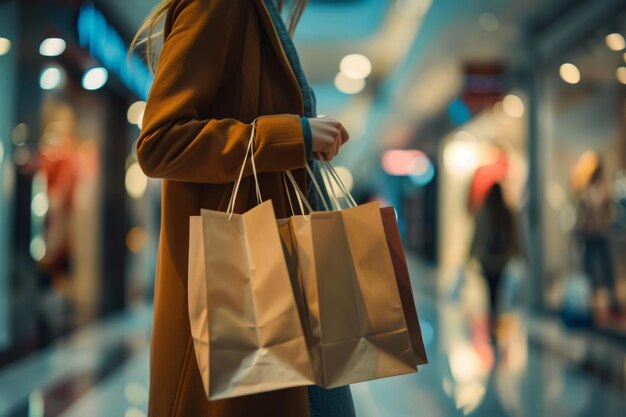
[
  {"xmin": 39, "ymin": 138, "xmax": 77, "ymax": 275},
  {"xmin": 574, "ymin": 159, "xmax": 619, "ymax": 313}
]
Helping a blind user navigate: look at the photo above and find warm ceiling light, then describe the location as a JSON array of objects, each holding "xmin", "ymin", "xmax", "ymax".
[
  {"xmin": 559, "ymin": 63, "xmax": 580, "ymax": 84},
  {"xmin": 125, "ymin": 162, "xmax": 147, "ymax": 199},
  {"xmin": 339, "ymin": 54, "xmax": 372, "ymax": 80},
  {"xmin": 617, "ymin": 67, "xmax": 626, "ymax": 85},
  {"xmin": 39, "ymin": 38, "xmax": 66, "ymax": 56},
  {"xmin": 40, "ymin": 66, "xmax": 63, "ymax": 90},
  {"xmin": 82, "ymin": 67, "xmax": 108, "ymax": 90},
  {"xmin": 127, "ymin": 101, "xmax": 147, "ymax": 125},
  {"xmin": 334, "ymin": 72, "xmax": 366, "ymax": 95},
  {"xmin": 502, "ymin": 94, "xmax": 524, "ymax": 118},
  {"xmin": 605, "ymin": 33, "xmax": 625, "ymax": 51},
  {"xmin": 478, "ymin": 13, "xmax": 500, "ymax": 32},
  {"xmin": 0, "ymin": 37, "xmax": 11, "ymax": 56}
]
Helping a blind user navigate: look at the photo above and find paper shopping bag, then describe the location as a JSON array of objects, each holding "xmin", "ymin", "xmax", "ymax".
[
  {"xmin": 188, "ymin": 200, "xmax": 315, "ymax": 400},
  {"xmin": 278, "ymin": 190, "xmax": 417, "ymax": 387},
  {"xmin": 379, "ymin": 206, "xmax": 428, "ymax": 366}
]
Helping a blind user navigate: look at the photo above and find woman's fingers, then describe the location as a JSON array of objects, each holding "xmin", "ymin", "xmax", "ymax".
[{"xmin": 340, "ymin": 124, "xmax": 350, "ymax": 144}]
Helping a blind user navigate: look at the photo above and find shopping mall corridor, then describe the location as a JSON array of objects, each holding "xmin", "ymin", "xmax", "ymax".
[{"xmin": 1, "ymin": 261, "xmax": 625, "ymax": 417}]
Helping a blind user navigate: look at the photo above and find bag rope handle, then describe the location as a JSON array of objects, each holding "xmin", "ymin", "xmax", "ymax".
[{"xmin": 226, "ymin": 120, "xmax": 262, "ymax": 219}]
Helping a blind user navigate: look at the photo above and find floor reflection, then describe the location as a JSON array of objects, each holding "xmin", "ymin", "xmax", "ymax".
[
  {"xmin": 0, "ymin": 267, "xmax": 625, "ymax": 417},
  {"xmin": 352, "ymin": 280, "xmax": 626, "ymax": 417}
]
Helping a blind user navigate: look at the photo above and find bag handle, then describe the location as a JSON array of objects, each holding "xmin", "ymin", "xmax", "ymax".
[
  {"xmin": 282, "ymin": 171, "xmax": 313, "ymax": 221},
  {"xmin": 304, "ymin": 163, "xmax": 330, "ymax": 211},
  {"xmin": 283, "ymin": 161, "xmax": 332, "ymax": 217},
  {"xmin": 226, "ymin": 120, "xmax": 262, "ymax": 219},
  {"xmin": 316, "ymin": 155, "xmax": 357, "ymax": 210},
  {"xmin": 322, "ymin": 159, "xmax": 357, "ymax": 207},
  {"xmin": 283, "ymin": 172, "xmax": 296, "ymax": 217},
  {"xmin": 316, "ymin": 153, "xmax": 342, "ymax": 210}
]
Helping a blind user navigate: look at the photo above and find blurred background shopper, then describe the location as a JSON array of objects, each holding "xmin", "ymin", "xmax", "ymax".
[
  {"xmin": 131, "ymin": 0, "xmax": 352, "ymax": 416},
  {"xmin": 470, "ymin": 183, "xmax": 521, "ymax": 339}
]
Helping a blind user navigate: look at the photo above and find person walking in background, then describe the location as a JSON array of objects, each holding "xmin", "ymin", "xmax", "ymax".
[
  {"xmin": 574, "ymin": 157, "xmax": 620, "ymax": 318},
  {"xmin": 130, "ymin": 0, "xmax": 353, "ymax": 416},
  {"xmin": 470, "ymin": 183, "xmax": 521, "ymax": 339}
]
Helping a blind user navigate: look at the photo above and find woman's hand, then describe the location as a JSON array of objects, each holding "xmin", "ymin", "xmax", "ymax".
[{"xmin": 309, "ymin": 116, "xmax": 350, "ymax": 161}]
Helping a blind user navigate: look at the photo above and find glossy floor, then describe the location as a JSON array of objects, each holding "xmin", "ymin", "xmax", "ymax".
[{"xmin": 1, "ymin": 264, "xmax": 625, "ymax": 417}]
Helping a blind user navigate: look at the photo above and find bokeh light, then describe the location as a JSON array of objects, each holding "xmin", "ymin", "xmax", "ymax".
[
  {"xmin": 39, "ymin": 38, "xmax": 66, "ymax": 56},
  {"xmin": 125, "ymin": 162, "xmax": 148, "ymax": 199},
  {"xmin": 127, "ymin": 101, "xmax": 147, "ymax": 126},
  {"xmin": 126, "ymin": 227, "xmax": 148, "ymax": 254},
  {"xmin": 29, "ymin": 236, "xmax": 46, "ymax": 262},
  {"xmin": 605, "ymin": 33, "xmax": 625, "ymax": 51},
  {"xmin": 334, "ymin": 72, "xmax": 366, "ymax": 94},
  {"xmin": 617, "ymin": 67, "xmax": 626, "ymax": 85},
  {"xmin": 0, "ymin": 37, "xmax": 11, "ymax": 56},
  {"xmin": 12, "ymin": 123, "xmax": 29, "ymax": 145},
  {"xmin": 40, "ymin": 66, "xmax": 63, "ymax": 90},
  {"xmin": 559, "ymin": 63, "xmax": 581, "ymax": 84},
  {"xmin": 124, "ymin": 407, "xmax": 146, "ymax": 417},
  {"xmin": 124, "ymin": 382, "xmax": 148, "ymax": 404},
  {"xmin": 31, "ymin": 192, "xmax": 49, "ymax": 217},
  {"xmin": 382, "ymin": 149, "xmax": 426, "ymax": 176},
  {"xmin": 82, "ymin": 67, "xmax": 108, "ymax": 90},
  {"xmin": 502, "ymin": 94, "xmax": 525, "ymax": 118},
  {"xmin": 444, "ymin": 139, "xmax": 479, "ymax": 172},
  {"xmin": 13, "ymin": 145, "xmax": 31, "ymax": 166},
  {"xmin": 340, "ymin": 54, "xmax": 372, "ymax": 80}
]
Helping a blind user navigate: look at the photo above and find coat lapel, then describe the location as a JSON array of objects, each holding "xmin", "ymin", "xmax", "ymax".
[{"xmin": 253, "ymin": 0, "xmax": 304, "ymax": 115}]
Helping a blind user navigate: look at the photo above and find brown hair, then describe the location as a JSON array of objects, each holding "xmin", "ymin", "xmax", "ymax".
[{"xmin": 130, "ymin": 0, "xmax": 308, "ymax": 73}]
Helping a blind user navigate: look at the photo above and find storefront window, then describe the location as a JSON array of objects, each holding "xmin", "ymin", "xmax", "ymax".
[{"xmin": 541, "ymin": 23, "xmax": 626, "ymax": 325}]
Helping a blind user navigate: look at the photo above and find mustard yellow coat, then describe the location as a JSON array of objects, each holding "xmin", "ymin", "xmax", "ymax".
[{"xmin": 137, "ymin": 0, "xmax": 311, "ymax": 415}]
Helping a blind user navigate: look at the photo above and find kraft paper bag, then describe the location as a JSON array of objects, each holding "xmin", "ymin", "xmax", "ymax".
[
  {"xmin": 279, "ymin": 173, "xmax": 417, "ymax": 387},
  {"xmin": 187, "ymin": 122, "xmax": 316, "ymax": 401},
  {"xmin": 188, "ymin": 215, "xmax": 210, "ymax": 397},
  {"xmin": 379, "ymin": 206, "xmax": 428, "ymax": 366},
  {"xmin": 188, "ymin": 200, "xmax": 315, "ymax": 400}
]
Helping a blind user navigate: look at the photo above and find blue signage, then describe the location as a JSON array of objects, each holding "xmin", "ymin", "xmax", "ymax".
[{"xmin": 77, "ymin": 3, "xmax": 153, "ymax": 99}]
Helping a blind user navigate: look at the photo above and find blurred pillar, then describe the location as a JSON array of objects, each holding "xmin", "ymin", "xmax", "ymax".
[
  {"xmin": 10, "ymin": 1, "xmax": 47, "ymax": 348},
  {"xmin": 525, "ymin": 64, "xmax": 544, "ymax": 312},
  {"xmin": 100, "ymin": 98, "xmax": 128, "ymax": 315},
  {"xmin": 0, "ymin": 0, "xmax": 19, "ymax": 351}
]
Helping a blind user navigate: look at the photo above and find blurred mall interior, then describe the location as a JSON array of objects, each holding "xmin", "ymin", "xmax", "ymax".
[{"xmin": 1, "ymin": 0, "xmax": 626, "ymax": 416}]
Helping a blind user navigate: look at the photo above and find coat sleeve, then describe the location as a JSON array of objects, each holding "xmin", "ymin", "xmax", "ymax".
[{"xmin": 136, "ymin": 0, "xmax": 307, "ymax": 183}]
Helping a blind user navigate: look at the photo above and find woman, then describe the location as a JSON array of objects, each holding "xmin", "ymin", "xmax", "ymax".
[
  {"xmin": 131, "ymin": 0, "xmax": 353, "ymax": 416},
  {"xmin": 470, "ymin": 183, "xmax": 520, "ymax": 337}
]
